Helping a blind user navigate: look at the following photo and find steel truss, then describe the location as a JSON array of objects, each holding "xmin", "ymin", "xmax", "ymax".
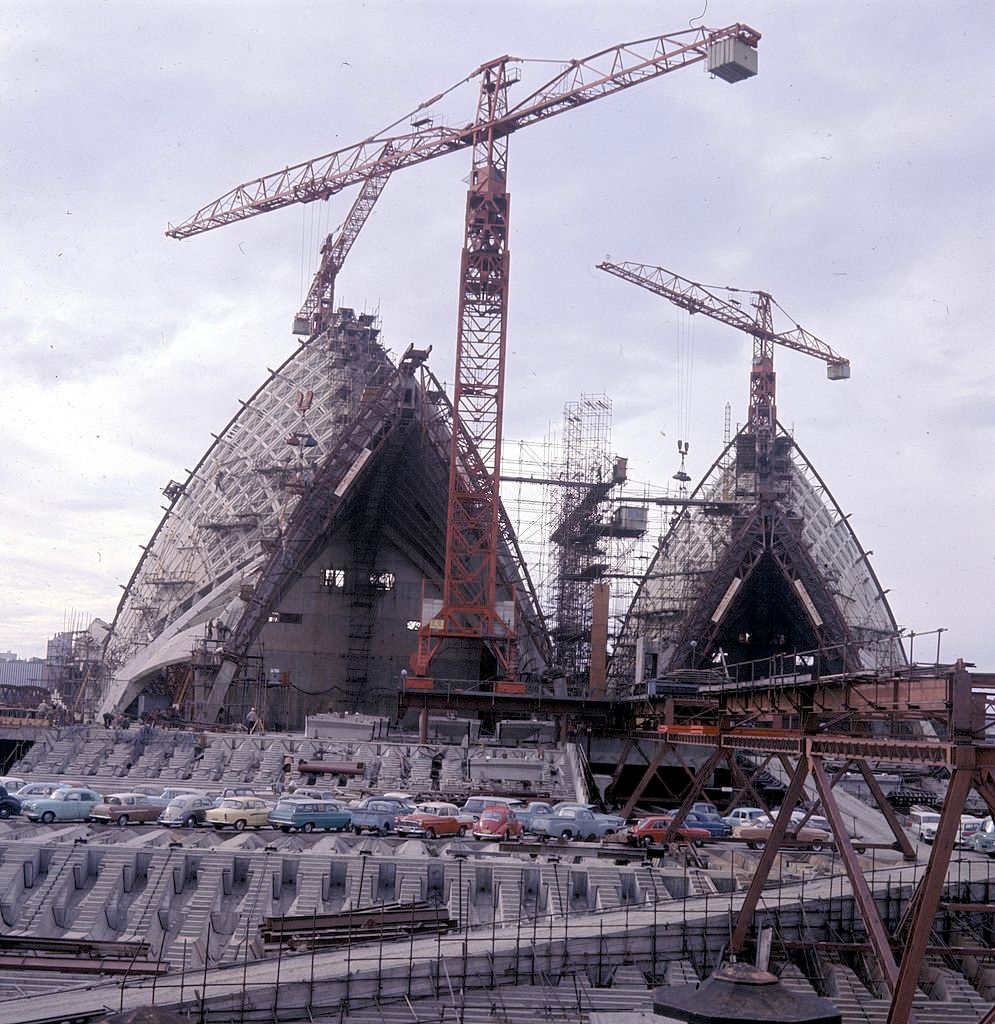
[{"xmin": 630, "ymin": 659, "xmax": 995, "ymax": 1024}]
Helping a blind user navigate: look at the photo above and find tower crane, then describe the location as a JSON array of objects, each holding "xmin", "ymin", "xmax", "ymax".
[
  {"xmin": 291, "ymin": 143, "xmax": 394, "ymax": 339},
  {"xmin": 168, "ymin": 25, "xmax": 760, "ymax": 690},
  {"xmin": 597, "ymin": 261, "xmax": 849, "ymax": 493}
]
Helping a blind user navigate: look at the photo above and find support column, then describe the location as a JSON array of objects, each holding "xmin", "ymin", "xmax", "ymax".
[
  {"xmin": 811, "ymin": 755, "xmax": 900, "ymax": 995},
  {"xmin": 731, "ymin": 755, "xmax": 811, "ymax": 953},
  {"xmin": 886, "ymin": 765, "xmax": 975, "ymax": 1024},
  {"xmin": 662, "ymin": 747, "xmax": 725, "ymax": 842},
  {"xmin": 855, "ymin": 758, "xmax": 917, "ymax": 860},
  {"xmin": 620, "ymin": 741, "xmax": 669, "ymax": 820},
  {"xmin": 418, "ymin": 707, "xmax": 429, "ymax": 746}
]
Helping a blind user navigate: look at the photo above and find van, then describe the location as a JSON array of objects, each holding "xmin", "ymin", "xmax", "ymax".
[
  {"xmin": 907, "ymin": 808, "xmax": 941, "ymax": 842},
  {"xmin": 460, "ymin": 796, "xmax": 523, "ymax": 821}
]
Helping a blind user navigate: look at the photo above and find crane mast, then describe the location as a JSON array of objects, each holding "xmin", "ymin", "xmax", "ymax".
[
  {"xmin": 597, "ymin": 260, "xmax": 849, "ymax": 491},
  {"xmin": 292, "ymin": 143, "xmax": 395, "ymax": 339},
  {"xmin": 168, "ymin": 26, "xmax": 760, "ymax": 691}
]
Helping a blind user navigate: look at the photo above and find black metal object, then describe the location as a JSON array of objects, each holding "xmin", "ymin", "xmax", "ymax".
[{"xmin": 654, "ymin": 961, "xmax": 841, "ymax": 1024}]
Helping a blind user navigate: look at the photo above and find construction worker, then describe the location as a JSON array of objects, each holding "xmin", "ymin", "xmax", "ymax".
[{"xmin": 244, "ymin": 707, "xmax": 259, "ymax": 734}]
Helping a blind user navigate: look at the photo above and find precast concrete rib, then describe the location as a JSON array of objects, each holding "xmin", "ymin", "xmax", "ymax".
[{"xmin": 5, "ymin": 854, "xmax": 994, "ymax": 1024}]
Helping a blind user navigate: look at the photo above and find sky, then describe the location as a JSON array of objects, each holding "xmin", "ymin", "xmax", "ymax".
[{"xmin": 1, "ymin": 1, "xmax": 993, "ymax": 670}]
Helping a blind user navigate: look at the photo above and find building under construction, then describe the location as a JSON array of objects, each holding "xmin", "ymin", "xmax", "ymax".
[{"xmin": 8, "ymin": 22, "xmax": 995, "ymax": 1024}]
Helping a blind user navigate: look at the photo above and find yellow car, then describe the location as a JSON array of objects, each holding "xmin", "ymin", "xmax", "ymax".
[{"xmin": 205, "ymin": 796, "xmax": 272, "ymax": 831}]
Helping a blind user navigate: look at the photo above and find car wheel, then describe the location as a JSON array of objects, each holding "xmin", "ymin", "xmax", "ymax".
[
  {"xmin": 302, "ymin": 822, "xmax": 314, "ymax": 833},
  {"xmin": 353, "ymin": 826, "xmax": 362, "ymax": 835},
  {"xmin": 41, "ymin": 811, "xmax": 56, "ymax": 824},
  {"xmin": 694, "ymin": 840, "xmax": 706, "ymax": 848},
  {"xmin": 234, "ymin": 819, "xmax": 247, "ymax": 832},
  {"xmin": 561, "ymin": 830, "xmax": 573, "ymax": 841},
  {"xmin": 854, "ymin": 846, "xmax": 866, "ymax": 855},
  {"xmin": 214, "ymin": 824, "xmax": 224, "ymax": 830},
  {"xmin": 184, "ymin": 815, "xmax": 197, "ymax": 828},
  {"xmin": 0, "ymin": 806, "xmax": 10, "ymax": 819},
  {"xmin": 809, "ymin": 842, "xmax": 824, "ymax": 853},
  {"xmin": 379, "ymin": 823, "xmax": 391, "ymax": 836},
  {"xmin": 280, "ymin": 826, "xmax": 290, "ymax": 833},
  {"xmin": 640, "ymin": 835, "xmax": 654, "ymax": 848},
  {"xmin": 457, "ymin": 825, "xmax": 467, "ymax": 837},
  {"xmin": 117, "ymin": 814, "xmax": 130, "ymax": 827},
  {"xmin": 425, "ymin": 827, "xmax": 436, "ymax": 840}
]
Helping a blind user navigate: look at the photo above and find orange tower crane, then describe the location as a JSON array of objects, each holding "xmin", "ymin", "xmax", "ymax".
[{"xmin": 168, "ymin": 26, "xmax": 761, "ymax": 691}]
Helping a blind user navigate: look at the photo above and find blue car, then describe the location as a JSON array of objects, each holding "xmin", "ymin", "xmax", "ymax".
[
  {"xmin": 23, "ymin": 787, "xmax": 102, "ymax": 823},
  {"xmin": 267, "ymin": 800, "xmax": 352, "ymax": 833}
]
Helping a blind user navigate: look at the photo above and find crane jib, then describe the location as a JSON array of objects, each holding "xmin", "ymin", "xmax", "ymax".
[{"xmin": 166, "ymin": 23, "xmax": 759, "ymax": 240}]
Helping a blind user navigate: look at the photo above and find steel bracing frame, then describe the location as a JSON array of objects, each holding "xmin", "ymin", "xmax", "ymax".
[{"xmin": 628, "ymin": 659, "xmax": 995, "ymax": 1024}]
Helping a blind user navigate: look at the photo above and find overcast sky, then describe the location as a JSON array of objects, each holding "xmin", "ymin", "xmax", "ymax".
[{"xmin": 2, "ymin": 1, "xmax": 992, "ymax": 672}]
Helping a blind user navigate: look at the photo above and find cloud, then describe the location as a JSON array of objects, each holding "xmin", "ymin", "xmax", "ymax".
[{"xmin": 2, "ymin": 0, "xmax": 993, "ymax": 670}]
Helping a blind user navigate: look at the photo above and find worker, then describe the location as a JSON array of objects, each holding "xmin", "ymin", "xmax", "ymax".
[{"xmin": 244, "ymin": 707, "xmax": 259, "ymax": 734}]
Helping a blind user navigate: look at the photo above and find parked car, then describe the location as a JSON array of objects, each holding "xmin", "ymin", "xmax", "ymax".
[
  {"xmin": 0, "ymin": 786, "xmax": 22, "ymax": 819},
  {"xmin": 723, "ymin": 807, "xmax": 772, "ymax": 829},
  {"xmin": 396, "ymin": 803, "xmax": 467, "ymax": 839},
  {"xmin": 788, "ymin": 810, "xmax": 831, "ymax": 833},
  {"xmin": 681, "ymin": 811, "xmax": 732, "ymax": 838},
  {"xmin": 692, "ymin": 802, "xmax": 720, "ymax": 817},
  {"xmin": 628, "ymin": 816, "xmax": 710, "ymax": 847},
  {"xmin": 957, "ymin": 815, "xmax": 984, "ymax": 847},
  {"xmin": 160, "ymin": 787, "xmax": 214, "ymax": 803},
  {"xmin": 158, "ymin": 794, "xmax": 218, "ymax": 828},
  {"xmin": 529, "ymin": 806, "xmax": 620, "ymax": 841},
  {"xmin": 268, "ymin": 800, "xmax": 352, "ymax": 833},
  {"xmin": 512, "ymin": 801, "xmax": 556, "ymax": 831},
  {"xmin": 734, "ymin": 821, "xmax": 832, "ymax": 851},
  {"xmin": 23, "ymin": 787, "xmax": 102, "ymax": 823},
  {"xmin": 90, "ymin": 793, "xmax": 161, "ymax": 825},
  {"xmin": 205, "ymin": 796, "xmax": 272, "ymax": 831},
  {"xmin": 14, "ymin": 782, "xmax": 58, "ymax": 801},
  {"xmin": 221, "ymin": 787, "xmax": 259, "ymax": 799},
  {"xmin": 472, "ymin": 805, "xmax": 524, "ymax": 841},
  {"xmin": 460, "ymin": 796, "xmax": 523, "ymax": 822},
  {"xmin": 549, "ymin": 803, "xmax": 626, "ymax": 834},
  {"xmin": 0, "ymin": 776, "xmax": 26, "ymax": 793},
  {"xmin": 282, "ymin": 787, "xmax": 340, "ymax": 802},
  {"xmin": 971, "ymin": 817, "xmax": 995, "ymax": 856},
  {"xmin": 350, "ymin": 796, "xmax": 416, "ymax": 835},
  {"xmin": 128, "ymin": 785, "xmax": 169, "ymax": 808}
]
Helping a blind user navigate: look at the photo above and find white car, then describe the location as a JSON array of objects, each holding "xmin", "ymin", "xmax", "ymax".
[{"xmin": 723, "ymin": 807, "xmax": 772, "ymax": 828}]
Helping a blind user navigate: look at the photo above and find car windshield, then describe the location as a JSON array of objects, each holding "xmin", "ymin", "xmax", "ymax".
[
  {"xmin": 481, "ymin": 811, "xmax": 502, "ymax": 821},
  {"xmin": 50, "ymin": 788, "xmax": 70, "ymax": 799},
  {"xmin": 106, "ymin": 797, "xmax": 122, "ymax": 805},
  {"xmin": 167, "ymin": 797, "xmax": 190, "ymax": 807},
  {"xmin": 220, "ymin": 799, "xmax": 242, "ymax": 809}
]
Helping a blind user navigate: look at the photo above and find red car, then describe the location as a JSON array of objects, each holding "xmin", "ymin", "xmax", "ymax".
[
  {"xmin": 472, "ymin": 805, "xmax": 524, "ymax": 841},
  {"xmin": 628, "ymin": 815, "xmax": 710, "ymax": 847},
  {"xmin": 396, "ymin": 804, "xmax": 467, "ymax": 839}
]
